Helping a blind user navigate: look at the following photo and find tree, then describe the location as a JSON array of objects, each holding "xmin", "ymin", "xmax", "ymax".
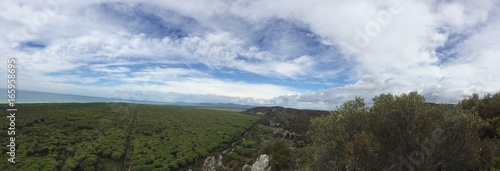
[
  {"xmin": 111, "ymin": 151, "xmax": 123, "ymax": 160},
  {"xmin": 460, "ymin": 92, "xmax": 500, "ymax": 169},
  {"xmin": 83, "ymin": 166, "xmax": 96, "ymax": 171},
  {"xmin": 307, "ymin": 92, "xmax": 486, "ymax": 170},
  {"xmin": 167, "ymin": 162, "xmax": 178, "ymax": 170},
  {"xmin": 81, "ymin": 156, "xmax": 97, "ymax": 168},
  {"xmin": 460, "ymin": 92, "xmax": 500, "ymax": 139},
  {"xmin": 62, "ymin": 158, "xmax": 77, "ymax": 171},
  {"xmin": 262, "ymin": 140, "xmax": 292, "ymax": 170},
  {"xmin": 307, "ymin": 97, "xmax": 370, "ymax": 170}
]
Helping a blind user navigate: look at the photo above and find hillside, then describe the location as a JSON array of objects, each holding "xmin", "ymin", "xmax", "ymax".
[{"xmin": 244, "ymin": 106, "xmax": 329, "ymax": 136}]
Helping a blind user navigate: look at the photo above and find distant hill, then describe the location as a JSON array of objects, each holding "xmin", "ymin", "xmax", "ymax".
[
  {"xmin": 172, "ymin": 101, "xmax": 255, "ymax": 109},
  {"xmin": 244, "ymin": 106, "xmax": 328, "ymax": 116},
  {"xmin": 195, "ymin": 103, "xmax": 255, "ymax": 109}
]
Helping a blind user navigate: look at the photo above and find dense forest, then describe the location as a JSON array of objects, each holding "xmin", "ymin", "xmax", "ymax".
[{"xmin": 0, "ymin": 103, "xmax": 261, "ymax": 171}]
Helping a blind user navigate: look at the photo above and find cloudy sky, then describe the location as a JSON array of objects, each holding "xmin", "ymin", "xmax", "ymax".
[{"xmin": 1, "ymin": 0, "xmax": 499, "ymax": 109}]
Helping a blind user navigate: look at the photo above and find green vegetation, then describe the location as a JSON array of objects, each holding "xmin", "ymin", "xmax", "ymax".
[
  {"xmin": 303, "ymin": 92, "xmax": 500, "ymax": 170},
  {"xmin": 226, "ymin": 92, "xmax": 500, "ymax": 171},
  {"xmin": 460, "ymin": 93, "xmax": 500, "ymax": 169},
  {"xmin": 262, "ymin": 140, "xmax": 292, "ymax": 170},
  {"xmin": 220, "ymin": 123, "xmax": 270, "ymax": 170},
  {"xmin": 1, "ymin": 92, "xmax": 499, "ymax": 171},
  {"xmin": 0, "ymin": 103, "xmax": 261, "ymax": 171}
]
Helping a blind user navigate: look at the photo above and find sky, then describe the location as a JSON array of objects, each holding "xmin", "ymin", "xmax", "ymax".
[{"xmin": 1, "ymin": 0, "xmax": 499, "ymax": 110}]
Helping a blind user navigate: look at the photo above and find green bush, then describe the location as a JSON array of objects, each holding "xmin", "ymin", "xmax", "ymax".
[
  {"xmin": 96, "ymin": 161, "xmax": 120, "ymax": 171},
  {"xmin": 152, "ymin": 167, "xmax": 171, "ymax": 171},
  {"xmin": 307, "ymin": 92, "xmax": 485, "ymax": 170},
  {"xmin": 176, "ymin": 158, "xmax": 187, "ymax": 167},
  {"xmin": 41, "ymin": 167, "xmax": 54, "ymax": 171},
  {"xmin": 83, "ymin": 166, "xmax": 96, "ymax": 171},
  {"xmin": 461, "ymin": 92, "xmax": 500, "ymax": 139},
  {"xmin": 262, "ymin": 140, "xmax": 292, "ymax": 170},
  {"xmin": 227, "ymin": 160, "xmax": 240, "ymax": 169},
  {"xmin": 29, "ymin": 164, "xmax": 40, "ymax": 170},
  {"xmin": 81, "ymin": 157, "xmax": 97, "ymax": 168},
  {"xmin": 111, "ymin": 151, "xmax": 123, "ymax": 160},
  {"xmin": 131, "ymin": 165, "xmax": 154, "ymax": 171},
  {"xmin": 491, "ymin": 156, "xmax": 500, "ymax": 169},
  {"xmin": 167, "ymin": 162, "xmax": 179, "ymax": 170},
  {"xmin": 61, "ymin": 163, "xmax": 76, "ymax": 171},
  {"xmin": 238, "ymin": 147, "xmax": 256, "ymax": 157}
]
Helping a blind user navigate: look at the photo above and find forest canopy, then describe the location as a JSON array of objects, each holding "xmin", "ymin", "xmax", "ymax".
[{"xmin": 0, "ymin": 103, "xmax": 261, "ymax": 171}]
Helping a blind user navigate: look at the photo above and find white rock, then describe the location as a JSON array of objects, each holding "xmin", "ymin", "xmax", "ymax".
[{"xmin": 251, "ymin": 154, "xmax": 271, "ymax": 171}]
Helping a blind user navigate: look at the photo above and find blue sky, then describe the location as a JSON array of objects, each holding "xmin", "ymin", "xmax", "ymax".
[{"xmin": 1, "ymin": 0, "xmax": 499, "ymax": 109}]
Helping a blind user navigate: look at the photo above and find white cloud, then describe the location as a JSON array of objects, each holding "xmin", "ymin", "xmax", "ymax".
[
  {"xmin": 231, "ymin": 0, "xmax": 500, "ymax": 109},
  {"xmin": 1, "ymin": 0, "xmax": 499, "ymax": 109},
  {"xmin": 90, "ymin": 65, "xmax": 130, "ymax": 73}
]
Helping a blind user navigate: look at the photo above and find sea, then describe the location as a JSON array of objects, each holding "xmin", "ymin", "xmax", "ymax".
[{"xmin": 0, "ymin": 89, "xmax": 162, "ymax": 104}]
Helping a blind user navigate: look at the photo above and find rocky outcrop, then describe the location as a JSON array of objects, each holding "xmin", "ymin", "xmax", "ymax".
[
  {"xmin": 268, "ymin": 119, "xmax": 281, "ymax": 127},
  {"xmin": 242, "ymin": 164, "xmax": 252, "ymax": 171},
  {"xmin": 251, "ymin": 154, "xmax": 271, "ymax": 171},
  {"xmin": 202, "ymin": 154, "xmax": 271, "ymax": 171},
  {"xmin": 272, "ymin": 128, "xmax": 299, "ymax": 138},
  {"xmin": 244, "ymin": 106, "xmax": 285, "ymax": 116},
  {"xmin": 202, "ymin": 155, "xmax": 226, "ymax": 171},
  {"xmin": 244, "ymin": 106, "xmax": 328, "ymax": 136}
]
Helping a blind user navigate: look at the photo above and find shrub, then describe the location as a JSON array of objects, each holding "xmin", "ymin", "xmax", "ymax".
[
  {"xmin": 81, "ymin": 157, "xmax": 97, "ymax": 168},
  {"xmin": 167, "ymin": 162, "xmax": 178, "ymax": 170},
  {"xmin": 262, "ymin": 140, "xmax": 292, "ymax": 170},
  {"xmin": 111, "ymin": 151, "xmax": 123, "ymax": 160},
  {"xmin": 307, "ymin": 92, "xmax": 485, "ymax": 170},
  {"xmin": 152, "ymin": 167, "xmax": 170, "ymax": 171},
  {"xmin": 83, "ymin": 166, "xmax": 96, "ymax": 171},
  {"xmin": 176, "ymin": 158, "xmax": 187, "ymax": 167},
  {"xmin": 61, "ymin": 163, "xmax": 76, "ymax": 171}
]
